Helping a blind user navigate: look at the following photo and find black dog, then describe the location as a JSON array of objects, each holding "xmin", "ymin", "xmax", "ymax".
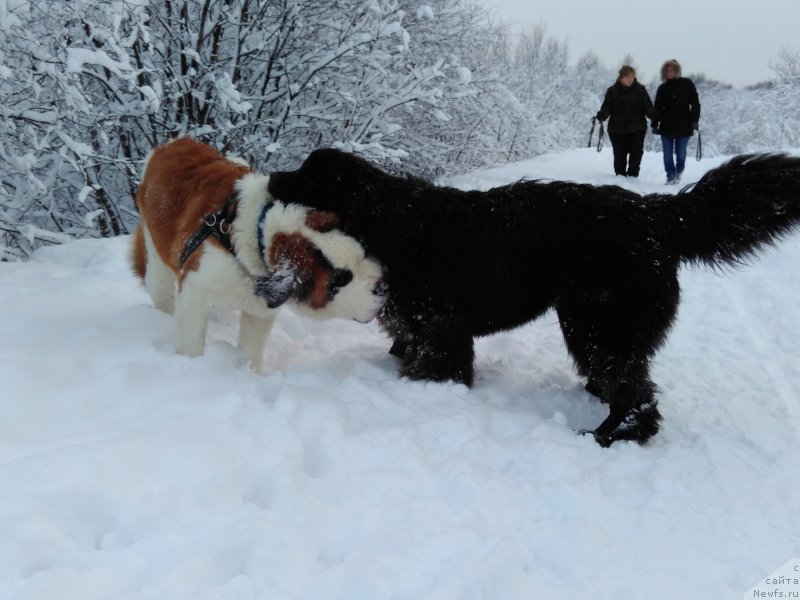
[{"xmin": 268, "ymin": 150, "xmax": 800, "ymax": 446}]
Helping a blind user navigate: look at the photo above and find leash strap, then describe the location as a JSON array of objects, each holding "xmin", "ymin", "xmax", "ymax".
[
  {"xmin": 588, "ymin": 117, "xmax": 604, "ymax": 152},
  {"xmin": 596, "ymin": 121, "xmax": 604, "ymax": 152},
  {"xmin": 178, "ymin": 194, "xmax": 238, "ymax": 269},
  {"xmin": 696, "ymin": 128, "xmax": 702, "ymax": 161}
]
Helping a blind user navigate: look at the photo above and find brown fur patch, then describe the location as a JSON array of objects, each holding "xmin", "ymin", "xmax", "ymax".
[
  {"xmin": 131, "ymin": 224, "xmax": 146, "ymax": 280},
  {"xmin": 304, "ymin": 210, "xmax": 340, "ymax": 233},
  {"xmin": 133, "ymin": 137, "xmax": 252, "ymax": 283},
  {"xmin": 269, "ymin": 232, "xmax": 332, "ymax": 309}
]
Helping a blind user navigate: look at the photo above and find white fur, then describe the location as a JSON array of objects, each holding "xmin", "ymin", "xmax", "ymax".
[
  {"xmin": 141, "ymin": 169, "xmax": 383, "ymax": 373},
  {"xmin": 174, "ymin": 246, "xmax": 277, "ymax": 368},
  {"xmin": 292, "ymin": 227, "xmax": 384, "ymax": 323},
  {"xmin": 232, "ymin": 173, "xmax": 272, "ymax": 277}
]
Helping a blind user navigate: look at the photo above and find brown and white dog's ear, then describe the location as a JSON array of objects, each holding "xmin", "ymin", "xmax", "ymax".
[{"xmin": 304, "ymin": 210, "xmax": 340, "ymax": 233}]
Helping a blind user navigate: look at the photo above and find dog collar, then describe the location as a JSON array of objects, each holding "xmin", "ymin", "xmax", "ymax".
[
  {"xmin": 178, "ymin": 194, "xmax": 238, "ymax": 270},
  {"xmin": 256, "ymin": 201, "xmax": 275, "ymax": 263}
]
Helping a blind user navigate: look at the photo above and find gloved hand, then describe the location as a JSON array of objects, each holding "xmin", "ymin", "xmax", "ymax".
[
  {"xmin": 595, "ymin": 111, "xmax": 603, "ymax": 121},
  {"xmin": 690, "ymin": 122, "xmax": 699, "ymax": 131},
  {"xmin": 651, "ymin": 125, "xmax": 660, "ymax": 135}
]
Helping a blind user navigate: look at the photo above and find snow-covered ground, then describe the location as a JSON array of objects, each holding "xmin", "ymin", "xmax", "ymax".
[{"xmin": 1, "ymin": 148, "xmax": 799, "ymax": 599}]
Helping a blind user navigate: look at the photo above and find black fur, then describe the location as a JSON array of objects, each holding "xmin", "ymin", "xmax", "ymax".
[{"xmin": 268, "ymin": 150, "xmax": 800, "ymax": 446}]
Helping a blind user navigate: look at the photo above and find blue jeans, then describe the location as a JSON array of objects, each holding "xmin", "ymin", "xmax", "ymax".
[{"xmin": 660, "ymin": 135, "xmax": 689, "ymax": 179}]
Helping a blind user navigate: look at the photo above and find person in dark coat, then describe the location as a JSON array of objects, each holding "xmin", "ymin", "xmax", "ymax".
[
  {"xmin": 596, "ymin": 65, "xmax": 654, "ymax": 177},
  {"xmin": 652, "ymin": 59, "xmax": 701, "ymax": 184}
]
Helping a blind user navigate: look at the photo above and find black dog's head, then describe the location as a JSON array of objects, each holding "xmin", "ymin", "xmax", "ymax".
[
  {"xmin": 268, "ymin": 148, "xmax": 384, "ymax": 218},
  {"xmin": 269, "ymin": 148, "xmax": 434, "ymax": 263}
]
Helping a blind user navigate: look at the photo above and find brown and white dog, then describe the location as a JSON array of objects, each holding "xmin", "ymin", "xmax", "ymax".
[{"xmin": 131, "ymin": 137, "xmax": 384, "ymax": 371}]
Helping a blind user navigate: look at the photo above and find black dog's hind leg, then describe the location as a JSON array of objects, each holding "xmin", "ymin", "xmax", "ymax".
[
  {"xmin": 572, "ymin": 349, "xmax": 663, "ymax": 446},
  {"xmin": 587, "ymin": 362, "xmax": 662, "ymax": 447},
  {"xmin": 556, "ymin": 266, "xmax": 679, "ymax": 446},
  {"xmin": 584, "ymin": 378, "xmax": 608, "ymax": 402},
  {"xmin": 582, "ymin": 364, "xmax": 661, "ymax": 444}
]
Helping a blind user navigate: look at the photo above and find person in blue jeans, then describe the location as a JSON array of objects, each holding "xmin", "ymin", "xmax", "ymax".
[{"xmin": 652, "ymin": 59, "xmax": 701, "ymax": 184}]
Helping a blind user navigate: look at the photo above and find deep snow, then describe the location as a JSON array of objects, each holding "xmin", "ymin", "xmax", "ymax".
[{"xmin": 1, "ymin": 148, "xmax": 798, "ymax": 599}]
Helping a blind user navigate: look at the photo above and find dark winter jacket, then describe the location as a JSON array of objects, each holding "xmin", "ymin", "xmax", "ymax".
[
  {"xmin": 597, "ymin": 79, "xmax": 654, "ymax": 134},
  {"xmin": 652, "ymin": 77, "xmax": 701, "ymax": 137}
]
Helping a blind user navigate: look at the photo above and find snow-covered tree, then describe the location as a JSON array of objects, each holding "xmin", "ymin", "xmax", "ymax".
[
  {"xmin": 759, "ymin": 48, "xmax": 800, "ymax": 149},
  {"xmin": 1, "ymin": 0, "xmax": 512, "ymax": 258},
  {"xmin": 1, "ymin": 2, "xmax": 797, "ymax": 261}
]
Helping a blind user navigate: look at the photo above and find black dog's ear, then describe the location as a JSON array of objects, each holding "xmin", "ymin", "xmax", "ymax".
[{"xmin": 267, "ymin": 171, "xmax": 289, "ymax": 200}]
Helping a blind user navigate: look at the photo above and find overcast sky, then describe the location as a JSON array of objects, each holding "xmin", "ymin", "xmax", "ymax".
[{"xmin": 481, "ymin": 0, "xmax": 800, "ymax": 87}]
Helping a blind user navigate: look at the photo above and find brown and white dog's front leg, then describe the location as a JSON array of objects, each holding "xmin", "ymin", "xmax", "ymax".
[
  {"xmin": 238, "ymin": 311, "xmax": 277, "ymax": 373},
  {"xmin": 176, "ymin": 246, "xmax": 282, "ymax": 369}
]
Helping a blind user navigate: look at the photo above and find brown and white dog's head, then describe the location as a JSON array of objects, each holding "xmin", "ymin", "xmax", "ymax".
[{"xmin": 233, "ymin": 173, "xmax": 385, "ymax": 322}]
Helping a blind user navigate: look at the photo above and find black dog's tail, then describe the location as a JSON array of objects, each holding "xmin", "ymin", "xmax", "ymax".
[{"xmin": 659, "ymin": 153, "xmax": 800, "ymax": 268}]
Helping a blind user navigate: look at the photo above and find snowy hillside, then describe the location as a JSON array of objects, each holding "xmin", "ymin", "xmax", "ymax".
[{"xmin": 1, "ymin": 148, "xmax": 798, "ymax": 599}]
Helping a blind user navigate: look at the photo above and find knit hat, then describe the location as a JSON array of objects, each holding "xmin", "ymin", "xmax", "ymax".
[{"xmin": 660, "ymin": 59, "xmax": 682, "ymax": 80}]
